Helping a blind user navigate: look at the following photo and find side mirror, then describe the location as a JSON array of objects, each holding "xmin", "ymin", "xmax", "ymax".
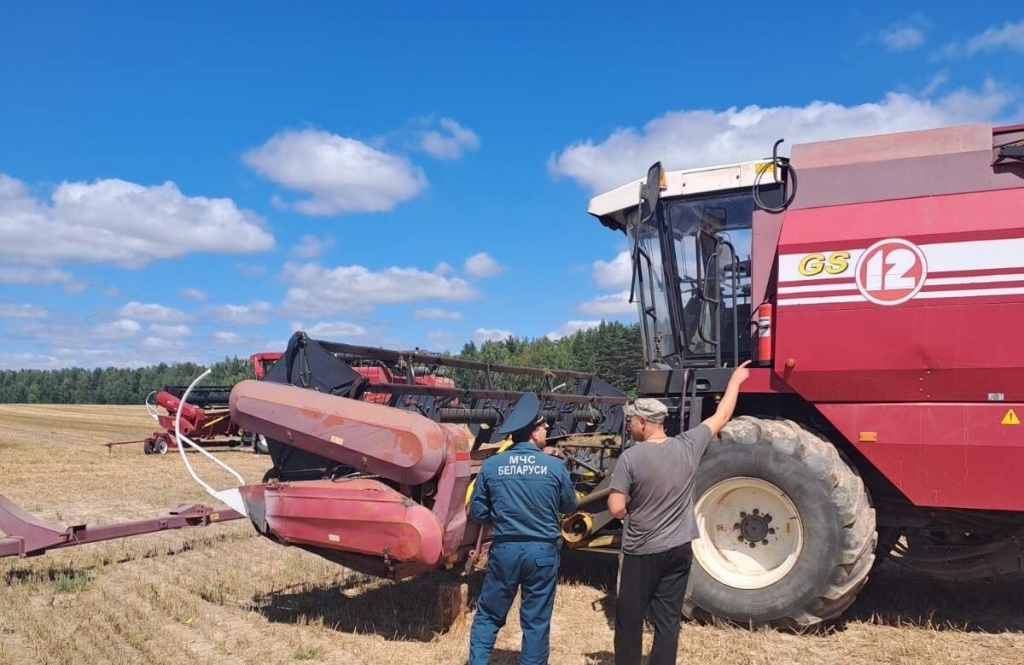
[{"xmin": 641, "ymin": 162, "xmax": 663, "ymax": 221}]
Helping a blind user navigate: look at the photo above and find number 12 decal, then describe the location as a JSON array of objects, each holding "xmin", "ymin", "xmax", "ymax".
[{"xmin": 855, "ymin": 238, "xmax": 928, "ymax": 306}]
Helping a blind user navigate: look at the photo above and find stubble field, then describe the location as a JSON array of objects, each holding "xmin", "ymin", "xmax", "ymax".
[{"xmin": 1, "ymin": 404, "xmax": 1022, "ymax": 664}]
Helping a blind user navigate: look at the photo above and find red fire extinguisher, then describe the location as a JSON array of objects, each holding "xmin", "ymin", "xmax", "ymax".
[{"xmin": 756, "ymin": 302, "xmax": 773, "ymax": 365}]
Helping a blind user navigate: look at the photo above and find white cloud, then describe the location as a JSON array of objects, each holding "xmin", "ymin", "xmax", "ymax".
[
  {"xmin": 426, "ymin": 330, "xmax": 458, "ymax": 350},
  {"xmin": 593, "ymin": 251, "xmax": 632, "ymax": 289},
  {"xmin": 578, "ymin": 291, "xmax": 636, "ymax": 316},
  {"xmin": 548, "ymin": 81, "xmax": 1013, "ymax": 194},
  {"xmin": 94, "ymin": 318, "xmax": 142, "ymax": 339},
  {"xmin": 210, "ymin": 301, "xmax": 273, "ymax": 325},
  {"xmin": 3, "ymin": 315, "xmax": 228, "ymax": 369},
  {"xmin": 281, "ymin": 262, "xmax": 477, "ymax": 316},
  {"xmin": 142, "ymin": 336, "xmax": 187, "ymax": 350},
  {"xmin": 546, "ymin": 320, "xmax": 602, "ymax": 341},
  {"xmin": 0, "ymin": 265, "xmax": 83, "ymax": 292},
  {"xmin": 243, "ymin": 128, "xmax": 427, "ymax": 215},
  {"xmin": 0, "ymin": 174, "xmax": 273, "ymax": 268},
  {"xmin": 420, "ymin": 118, "xmax": 481, "ymax": 160},
  {"xmin": 473, "ymin": 328, "xmax": 513, "ymax": 344},
  {"xmin": 236, "ymin": 263, "xmax": 267, "ymax": 277},
  {"xmin": 118, "ymin": 301, "xmax": 189, "ymax": 323},
  {"xmin": 292, "ymin": 234, "xmax": 335, "ymax": 258},
  {"xmin": 150, "ymin": 324, "xmax": 192, "ymax": 338},
  {"xmin": 213, "ymin": 331, "xmax": 239, "ymax": 344},
  {"xmin": 180, "ymin": 287, "xmax": 208, "ymax": 301},
  {"xmin": 0, "ymin": 352, "xmax": 64, "ymax": 370},
  {"xmin": 879, "ymin": 25, "xmax": 924, "ymax": 51},
  {"xmin": 965, "ymin": 20, "xmax": 1024, "ymax": 55},
  {"xmin": 920, "ymin": 73, "xmax": 949, "ymax": 97},
  {"xmin": 414, "ymin": 308, "xmax": 462, "ymax": 321},
  {"xmin": 291, "ymin": 321, "xmax": 367, "ymax": 338},
  {"xmin": 464, "ymin": 252, "xmax": 503, "ymax": 278},
  {"xmin": 0, "ymin": 304, "xmax": 48, "ymax": 319},
  {"xmin": 435, "ymin": 261, "xmax": 455, "ymax": 276}
]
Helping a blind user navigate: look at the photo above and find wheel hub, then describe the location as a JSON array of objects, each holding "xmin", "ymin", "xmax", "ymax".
[{"xmin": 738, "ymin": 511, "xmax": 771, "ymax": 544}]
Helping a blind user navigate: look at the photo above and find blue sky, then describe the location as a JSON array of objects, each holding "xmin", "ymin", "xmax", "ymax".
[{"xmin": 1, "ymin": 2, "xmax": 1022, "ymax": 369}]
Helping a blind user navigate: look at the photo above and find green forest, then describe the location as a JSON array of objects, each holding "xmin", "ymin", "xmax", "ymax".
[{"xmin": 0, "ymin": 321, "xmax": 644, "ymax": 404}]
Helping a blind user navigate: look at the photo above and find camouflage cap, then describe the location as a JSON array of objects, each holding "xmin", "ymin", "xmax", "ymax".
[{"xmin": 624, "ymin": 398, "xmax": 668, "ymax": 423}]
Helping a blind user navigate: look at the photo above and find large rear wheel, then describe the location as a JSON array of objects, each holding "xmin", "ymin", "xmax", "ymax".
[{"xmin": 684, "ymin": 416, "xmax": 877, "ymax": 629}]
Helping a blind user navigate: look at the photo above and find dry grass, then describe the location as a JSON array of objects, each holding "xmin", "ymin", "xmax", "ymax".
[{"xmin": 1, "ymin": 404, "xmax": 1023, "ymax": 664}]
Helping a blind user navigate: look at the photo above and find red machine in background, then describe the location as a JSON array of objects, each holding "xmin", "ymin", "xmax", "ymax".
[
  {"xmin": 127, "ymin": 352, "xmax": 285, "ymax": 455},
  {"xmin": 125, "ymin": 349, "xmax": 458, "ymax": 455}
]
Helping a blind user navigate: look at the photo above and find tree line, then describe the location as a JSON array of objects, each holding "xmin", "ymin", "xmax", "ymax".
[{"xmin": 0, "ymin": 321, "xmax": 644, "ymax": 404}]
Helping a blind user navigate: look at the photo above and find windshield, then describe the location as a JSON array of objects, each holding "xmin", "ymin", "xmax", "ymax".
[
  {"xmin": 629, "ymin": 218, "xmax": 678, "ymax": 368},
  {"xmin": 629, "ymin": 188, "xmax": 757, "ymax": 368},
  {"xmin": 667, "ymin": 191, "xmax": 754, "ymax": 360}
]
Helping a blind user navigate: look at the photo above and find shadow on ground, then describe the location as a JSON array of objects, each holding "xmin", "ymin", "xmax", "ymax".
[
  {"xmin": 560, "ymin": 550, "xmax": 618, "ymax": 629},
  {"xmin": 251, "ymin": 549, "xmax": 1024, "ymax": 642},
  {"xmin": 560, "ymin": 551, "xmax": 1024, "ymax": 635},
  {"xmin": 251, "ymin": 569, "xmax": 487, "ymax": 642},
  {"xmin": 833, "ymin": 559, "xmax": 1024, "ymax": 633}
]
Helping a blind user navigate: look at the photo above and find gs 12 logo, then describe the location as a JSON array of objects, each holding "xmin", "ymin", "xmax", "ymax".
[
  {"xmin": 798, "ymin": 251, "xmax": 851, "ymax": 277},
  {"xmin": 855, "ymin": 238, "xmax": 928, "ymax": 306}
]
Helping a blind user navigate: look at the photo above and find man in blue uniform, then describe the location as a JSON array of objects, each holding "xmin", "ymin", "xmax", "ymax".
[{"xmin": 467, "ymin": 392, "xmax": 578, "ymax": 665}]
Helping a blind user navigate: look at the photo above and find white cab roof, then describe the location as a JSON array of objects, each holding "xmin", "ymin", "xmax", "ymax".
[{"xmin": 587, "ymin": 159, "xmax": 772, "ymax": 230}]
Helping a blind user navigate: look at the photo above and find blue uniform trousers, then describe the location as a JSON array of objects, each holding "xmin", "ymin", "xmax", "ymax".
[{"xmin": 468, "ymin": 540, "xmax": 560, "ymax": 665}]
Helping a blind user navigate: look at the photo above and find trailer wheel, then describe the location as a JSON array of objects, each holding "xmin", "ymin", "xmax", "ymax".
[
  {"xmin": 153, "ymin": 436, "xmax": 169, "ymax": 455},
  {"xmin": 684, "ymin": 416, "xmax": 876, "ymax": 629},
  {"xmin": 143, "ymin": 440, "xmax": 155, "ymax": 455}
]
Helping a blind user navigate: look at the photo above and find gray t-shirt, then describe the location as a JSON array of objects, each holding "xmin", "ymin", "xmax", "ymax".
[{"xmin": 609, "ymin": 424, "xmax": 713, "ymax": 555}]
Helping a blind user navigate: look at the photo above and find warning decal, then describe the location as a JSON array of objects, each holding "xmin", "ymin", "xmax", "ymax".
[{"xmin": 1002, "ymin": 409, "xmax": 1021, "ymax": 426}]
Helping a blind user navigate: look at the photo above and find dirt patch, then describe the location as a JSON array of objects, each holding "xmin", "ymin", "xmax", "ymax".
[{"xmin": 2, "ymin": 405, "xmax": 1024, "ymax": 664}]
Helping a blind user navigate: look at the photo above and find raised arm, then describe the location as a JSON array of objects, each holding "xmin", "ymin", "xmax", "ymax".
[{"xmin": 700, "ymin": 360, "xmax": 751, "ymax": 437}]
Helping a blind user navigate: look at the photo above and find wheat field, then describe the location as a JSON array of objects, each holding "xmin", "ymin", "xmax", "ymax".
[{"xmin": 1, "ymin": 404, "xmax": 1022, "ymax": 664}]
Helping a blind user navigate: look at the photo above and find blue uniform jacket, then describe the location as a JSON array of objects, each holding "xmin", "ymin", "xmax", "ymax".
[{"xmin": 469, "ymin": 441, "xmax": 578, "ymax": 541}]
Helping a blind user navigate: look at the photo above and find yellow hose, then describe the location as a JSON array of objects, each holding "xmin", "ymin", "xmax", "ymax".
[{"xmin": 465, "ymin": 437, "xmax": 514, "ymax": 504}]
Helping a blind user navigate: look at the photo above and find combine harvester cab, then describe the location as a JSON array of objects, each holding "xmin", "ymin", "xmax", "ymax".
[{"xmin": 175, "ymin": 331, "xmax": 629, "ymax": 580}]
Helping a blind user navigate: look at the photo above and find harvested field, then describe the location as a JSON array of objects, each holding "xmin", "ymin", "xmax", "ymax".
[{"xmin": 1, "ymin": 404, "xmax": 1023, "ymax": 664}]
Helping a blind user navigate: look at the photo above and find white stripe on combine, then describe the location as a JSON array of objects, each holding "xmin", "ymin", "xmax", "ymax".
[
  {"xmin": 779, "ymin": 285, "xmax": 1024, "ymax": 306},
  {"xmin": 778, "ymin": 282, "xmax": 857, "ymax": 294},
  {"xmin": 926, "ymin": 273, "xmax": 1024, "ymax": 286}
]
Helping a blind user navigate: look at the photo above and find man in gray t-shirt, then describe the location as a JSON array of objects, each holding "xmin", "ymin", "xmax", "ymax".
[
  {"xmin": 607, "ymin": 361, "xmax": 749, "ymax": 665},
  {"xmin": 610, "ymin": 423, "xmax": 712, "ymax": 556}
]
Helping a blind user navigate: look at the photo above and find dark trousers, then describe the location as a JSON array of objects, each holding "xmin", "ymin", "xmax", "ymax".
[
  {"xmin": 469, "ymin": 540, "xmax": 560, "ymax": 665},
  {"xmin": 614, "ymin": 541, "xmax": 693, "ymax": 665}
]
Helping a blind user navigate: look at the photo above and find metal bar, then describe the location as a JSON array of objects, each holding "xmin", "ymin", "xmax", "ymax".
[
  {"xmin": 363, "ymin": 383, "xmax": 629, "ymax": 404},
  {"xmin": 0, "ymin": 493, "xmax": 243, "ymax": 558},
  {"xmin": 315, "ymin": 339, "xmax": 602, "ymax": 380}
]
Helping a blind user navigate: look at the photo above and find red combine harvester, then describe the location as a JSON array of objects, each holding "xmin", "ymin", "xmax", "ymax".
[
  {"xmin": 114, "ymin": 352, "xmax": 285, "ymax": 455},
  {"xmin": 4, "ymin": 121, "xmax": 1024, "ymax": 633}
]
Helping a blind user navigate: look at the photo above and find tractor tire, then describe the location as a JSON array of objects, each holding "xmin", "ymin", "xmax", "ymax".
[
  {"xmin": 153, "ymin": 436, "xmax": 169, "ymax": 455},
  {"xmin": 683, "ymin": 416, "xmax": 877, "ymax": 629},
  {"xmin": 143, "ymin": 440, "xmax": 155, "ymax": 455},
  {"xmin": 254, "ymin": 434, "xmax": 269, "ymax": 456}
]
